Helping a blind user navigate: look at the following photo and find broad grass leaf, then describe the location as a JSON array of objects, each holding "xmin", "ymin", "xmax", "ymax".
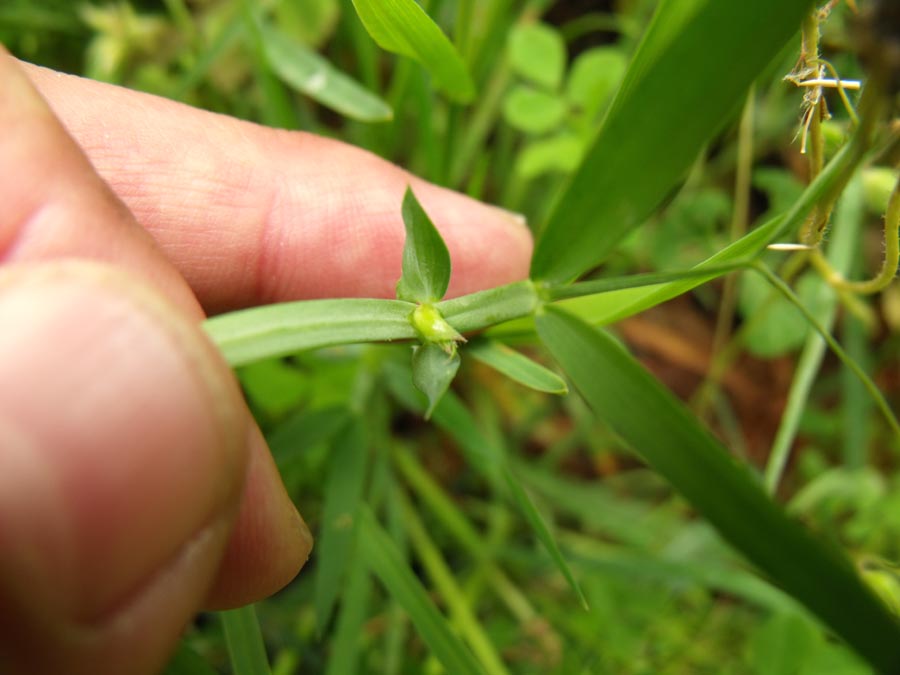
[
  {"xmin": 204, "ymin": 298, "xmax": 417, "ymax": 367},
  {"xmin": 531, "ymin": 0, "xmax": 815, "ymax": 284},
  {"xmin": 260, "ymin": 23, "xmax": 392, "ymax": 122},
  {"xmin": 536, "ymin": 306, "xmax": 900, "ymax": 673},
  {"xmin": 350, "ymin": 0, "xmax": 474, "ymax": 102},
  {"xmin": 220, "ymin": 606, "xmax": 271, "ymax": 675},
  {"xmin": 507, "ymin": 23, "xmax": 565, "ymax": 90},
  {"xmin": 553, "ymin": 135, "xmax": 862, "ymax": 327},
  {"xmin": 358, "ymin": 507, "xmax": 485, "ymax": 675},
  {"xmin": 315, "ymin": 418, "xmax": 369, "ymax": 631},
  {"xmin": 397, "ymin": 187, "xmax": 452, "ymax": 304},
  {"xmin": 468, "ymin": 339, "xmax": 567, "ymax": 394}
]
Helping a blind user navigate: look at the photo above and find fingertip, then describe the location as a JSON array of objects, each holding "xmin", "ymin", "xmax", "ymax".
[
  {"xmin": 203, "ymin": 424, "xmax": 313, "ymax": 610},
  {"xmin": 0, "ymin": 261, "xmax": 249, "ymax": 674}
]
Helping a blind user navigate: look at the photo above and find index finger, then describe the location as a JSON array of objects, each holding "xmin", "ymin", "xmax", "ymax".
[{"xmin": 22, "ymin": 63, "xmax": 533, "ymax": 314}]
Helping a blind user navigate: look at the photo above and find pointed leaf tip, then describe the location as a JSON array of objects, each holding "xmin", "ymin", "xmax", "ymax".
[
  {"xmin": 412, "ymin": 343, "xmax": 460, "ymax": 419},
  {"xmin": 396, "ymin": 187, "xmax": 452, "ymax": 304}
]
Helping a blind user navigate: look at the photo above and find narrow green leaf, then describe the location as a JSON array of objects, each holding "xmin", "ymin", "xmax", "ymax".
[
  {"xmin": 468, "ymin": 339, "xmax": 567, "ymax": 394},
  {"xmin": 221, "ymin": 605, "xmax": 271, "ymax": 675},
  {"xmin": 358, "ymin": 507, "xmax": 485, "ymax": 675},
  {"xmin": 412, "ymin": 343, "xmax": 460, "ymax": 419},
  {"xmin": 396, "ymin": 187, "xmax": 452, "ymax": 304},
  {"xmin": 556, "ymin": 134, "xmax": 867, "ymax": 326},
  {"xmin": 324, "ymin": 554, "xmax": 372, "ymax": 675},
  {"xmin": 531, "ymin": 0, "xmax": 815, "ymax": 283},
  {"xmin": 399, "ymin": 493, "xmax": 512, "ymax": 675},
  {"xmin": 383, "ymin": 361, "xmax": 582, "ymax": 603},
  {"xmin": 260, "ymin": 23, "xmax": 392, "ymax": 122},
  {"xmin": 350, "ymin": 0, "xmax": 475, "ymax": 102},
  {"xmin": 507, "ymin": 23, "xmax": 566, "ymax": 90},
  {"xmin": 503, "ymin": 466, "xmax": 588, "ymax": 610},
  {"xmin": 536, "ymin": 306, "xmax": 900, "ymax": 673},
  {"xmin": 315, "ymin": 418, "xmax": 369, "ymax": 631},
  {"xmin": 204, "ymin": 298, "xmax": 417, "ymax": 367}
]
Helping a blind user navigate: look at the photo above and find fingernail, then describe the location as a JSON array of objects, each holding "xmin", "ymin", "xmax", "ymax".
[{"xmin": 495, "ymin": 206, "xmax": 529, "ymax": 228}]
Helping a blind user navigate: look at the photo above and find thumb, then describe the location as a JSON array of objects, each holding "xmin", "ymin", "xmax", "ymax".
[{"xmin": 0, "ymin": 262, "xmax": 249, "ymax": 675}]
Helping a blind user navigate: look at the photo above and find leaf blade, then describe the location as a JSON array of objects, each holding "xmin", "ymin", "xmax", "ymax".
[
  {"xmin": 468, "ymin": 339, "xmax": 567, "ymax": 394},
  {"xmin": 358, "ymin": 507, "xmax": 485, "ymax": 675},
  {"xmin": 260, "ymin": 23, "xmax": 393, "ymax": 122},
  {"xmin": 315, "ymin": 418, "xmax": 369, "ymax": 631},
  {"xmin": 350, "ymin": 0, "xmax": 475, "ymax": 102},
  {"xmin": 536, "ymin": 306, "xmax": 900, "ymax": 673},
  {"xmin": 530, "ymin": 0, "xmax": 815, "ymax": 283},
  {"xmin": 412, "ymin": 343, "xmax": 461, "ymax": 419},
  {"xmin": 397, "ymin": 187, "xmax": 452, "ymax": 304},
  {"xmin": 220, "ymin": 605, "xmax": 271, "ymax": 675}
]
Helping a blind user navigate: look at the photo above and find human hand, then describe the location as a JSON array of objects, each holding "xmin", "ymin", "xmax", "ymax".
[{"xmin": 0, "ymin": 47, "xmax": 532, "ymax": 675}]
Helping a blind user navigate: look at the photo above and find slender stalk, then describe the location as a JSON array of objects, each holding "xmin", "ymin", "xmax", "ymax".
[
  {"xmin": 543, "ymin": 263, "xmax": 749, "ymax": 301},
  {"xmin": 752, "ymin": 261, "xmax": 900, "ymax": 450},
  {"xmin": 811, "ymin": 172, "xmax": 900, "ymax": 294},
  {"xmin": 703, "ymin": 88, "xmax": 756, "ymax": 417},
  {"xmin": 399, "ymin": 492, "xmax": 512, "ymax": 675},
  {"xmin": 763, "ymin": 286, "xmax": 844, "ymax": 494}
]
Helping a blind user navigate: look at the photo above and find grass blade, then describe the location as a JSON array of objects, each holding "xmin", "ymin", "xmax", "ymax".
[
  {"xmin": 384, "ymin": 360, "xmax": 584, "ymax": 606},
  {"xmin": 411, "ymin": 342, "xmax": 461, "ymax": 418},
  {"xmin": 530, "ymin": 0, "xmax": 814, "ymax": 284},
  {"xmin": 350, "ymin": 0, "xmax": 475, "ymax": 103},
  {"xmin": 556, "ymin": 134, "xmax": 868, "ymax": 326},
  {"xmin": 468, "ymin": 339, "xmax": 568, "ymax": 394},
  {"xmin": 536, "ymin": 306, "xmax": 900, "ymax": 672},
  {"xmin": 399, "ymin": 492, "xmax": 511, "ymax": 675},
  {"xmin": 315, "ymin": 417, "xmax": 369, "ymax": 631},
  {"xmin": 204, "ymin": 298, "xmax": 416, "ymax": 367},
  {"xmin": 502, "ymin": 466, "xmax": 587, "ymax": 610},
  {"xmin": 260, "ymin": 23, "xmax": 392, "ymax": 122},
  {"xmin": 358, "ymin": 507, "xmax": 485, "ymax": 675},
  {"xmin": 221, "ymin": 605, "xmax": 271, "ymax": 675},
  {"xmin": 324, "ymin": 555, "xmax": 373, "ymax": 675},
  {"xmin": 763, "ymin": 178, "xmax": 864, "ymax": 493}
]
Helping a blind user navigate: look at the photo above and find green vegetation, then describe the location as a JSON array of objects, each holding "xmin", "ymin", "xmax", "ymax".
[{"xmin": 9, "ymin": 0, "xmax": 900, "ymax": 672}]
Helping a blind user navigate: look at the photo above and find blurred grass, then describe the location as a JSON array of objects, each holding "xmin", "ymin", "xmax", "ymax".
[{"xmin": 11, "ymin": 1, "xmax": 900, "ymax": 673}]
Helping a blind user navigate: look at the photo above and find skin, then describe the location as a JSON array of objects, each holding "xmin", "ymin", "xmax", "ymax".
[{"xmin": 0, "ymin": 47, "xmax": 532, "ymax": 675}]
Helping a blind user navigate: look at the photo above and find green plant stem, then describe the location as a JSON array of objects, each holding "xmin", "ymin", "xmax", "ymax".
[
  {"xmin": 399, "ymin": 492, "xmax": 512, "ymax": 675},
  {"xmin": 544, "ymin": 263, "xmax": 749, "ymax": 301},
  {"xmin": 705, "ymin": 87, "xmax": 755, "ymax": 417},
  {"xmin": 813, "ymin": 171, "xmax": 900, "ymax": 295},
  {"xmin": 762, "ymin": 177, "xmax": 864, "ymax": 494},
  {"xmin": 752, "ymin": 261, "xmax": 900, "ymax": 445},
  {"xmin": 437, "ymin": 279, "xmax": 539, "ymax": 330},
  {"xmin": 455, "ymin": 0, "xmax": 474, "ymax": 63},
  {"xmin": 221, "ymin": 605, "xmax": 271, "ymax": 675}
]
